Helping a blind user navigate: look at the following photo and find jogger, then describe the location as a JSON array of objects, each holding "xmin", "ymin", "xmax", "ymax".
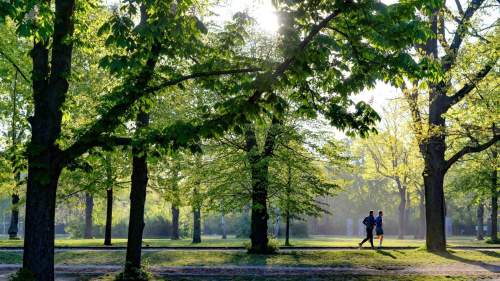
[{"xmin": 359, "ymin": 210, "xmax": 376, "ymax": 249}]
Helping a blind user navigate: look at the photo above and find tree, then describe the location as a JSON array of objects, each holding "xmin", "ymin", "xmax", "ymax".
[
  {"xmin": 360, "ymin": 105, "xmax": 423, "ymax": 239},
  {"xmin": 401, "ymin": 0, "xmax": 499, "ymax": 251}
]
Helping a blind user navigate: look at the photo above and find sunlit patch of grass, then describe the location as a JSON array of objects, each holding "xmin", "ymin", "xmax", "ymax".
[
  {"xmin": 89, "ymin": 275, "xmax": 493, "ymax": 281},
  {"xmin": 0, "ymin": 235, "xmax": 498, "ymax": 248},
  {"xmin": 0, "ymin": 249, "xmax": 498, "ymax": 267}
]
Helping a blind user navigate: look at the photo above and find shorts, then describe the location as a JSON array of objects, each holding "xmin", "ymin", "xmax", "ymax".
[{"xmin": 376, "ymin": 228, "xmax": 384, "ymax": 235}]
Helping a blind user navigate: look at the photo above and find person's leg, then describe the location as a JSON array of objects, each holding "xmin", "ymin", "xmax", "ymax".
[
  {"xmin": 369, "ymin": 231, "xmax": 374, "ymax": 248},
  {"xmin": 379, "ymin": 235, "xmax": 383, "ymax": 247},
  {"xmin": 359, "ymin": 229, "xmax": 369, "ymax": 247}
]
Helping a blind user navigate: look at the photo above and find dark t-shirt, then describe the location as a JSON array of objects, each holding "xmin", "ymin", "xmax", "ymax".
[
  {"xmin": 364, "ymin": 215, "xmax": 375, "ymax": 230},
  {"xmin": 375, "ymin": 216, "xmax": 383, "ymax": 228}
]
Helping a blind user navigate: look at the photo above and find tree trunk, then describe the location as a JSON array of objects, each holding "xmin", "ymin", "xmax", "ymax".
[
  {"xmin": 8, "ymin": 194, "xmax": 20, "ymax": 239},
  {"xmin": 285, "ymin": 211, "xmax": 291, "ymax": 246},
  {"xmin": 396, "ymin": 180, "xmax": 406, "ymax": 239},
  {"xmin": 273, "ymin": 208, "xmax": 280, "ymax": 237},
  {"xmin": 477, "ymin": 201, "xmax": 484, "ymax": 240},
  {"xmin": 415, "ymin": 188, "xmax": 426, "ymax": 239},
  {"xmin": 192, "ymin": 208, "xmax": 201, "ymax": 243},
  {"xmin": 104, "ymin": 154, "xmax": 113, "ymax": 246},
  {"xmin": 104, "ymin": 188, "xmax": 113, "ymax": 246},
  {"xmin": 23, "ymin": 166, "xmax": 62, "ymax": 281},
  {"xmin": 245, "ymin": 127, "xmax": 270, "ymax": 254},
  {"xmin": 125, "ymin": 112, "xmax": 149, "ymax": 273},
  {"xmin": 221, "ymin": 212, "xmax": 227, "ymax": 239},
  {"xmin": 84, "ymin": 192, "xmax": 94, "ymax": 239},
  {"xmin": 23, "ymin": 0, "xmax": 75, "ymax": 278},
  {"xmin": 423, "ymin": 167, "xmax": 447, "ymax": 251},
  {"xmin": 171, "ymin": 206, "xmax": 180, "ymax": 240},
  {"xmin": 491, "ymin": 146, "xmax": 498, "ymax": 242}
]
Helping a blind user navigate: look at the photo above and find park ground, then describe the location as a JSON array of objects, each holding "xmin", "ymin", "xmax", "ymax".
[
  {"xmin": 0, "ymin": 235, "xmax": 498, "ymax": 280},
  {"xmin": 0, "ymin": 235, "xmax": 498, "ymax": 248}
]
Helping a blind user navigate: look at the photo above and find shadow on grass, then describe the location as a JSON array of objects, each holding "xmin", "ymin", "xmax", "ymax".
[
  {"xmin": 478, "ymin": 250, "xmax": 500, "ymax": 259},
  {"xmin": 431, "ymin": 250, "xmax": 499, "ymax": 273},
  {"xmin": 375, "ymin": 250, "xmax": 397, "ymax": 259}
]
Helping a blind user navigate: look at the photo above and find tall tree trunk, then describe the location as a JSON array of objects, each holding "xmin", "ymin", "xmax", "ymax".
[
  {"xmin": 192, "ymin": 208, "xmax": 201, "ymax": 243},
  {"xmin": 24, "ymin": 167, "xmax": 62, "ymax": 281},
  {"xmin": 8, "ymin": 72, "xmax": 20, "ymax": 241},
  {"xmin": 84, "ymin": 192, "xmax": 94, "ymax": 239},
  {"xmin": 104, "ymin": 188, "xmax": 113, "ymax": 246},
  {"xmin": 285, "ymin": 211, "xmax": 291, "ymax": 246},
  {"xmin": 23, "ymin": 0, "xmax": 75, "ymax": 279},
  {"xmin": 273, "ymin": 208, "xmax": 280, "ymax": 237},
  {"xmin": 125, "ymin": 112, "xmax": 149, "ymax": 273},
  {"xmin": 221, "ymin": 212, "xmax": 227, "ymax": 239},
  {"xmin": 246, "ymin": 127, "xmax": 270, "ymax": 254},
  {"xmin": 477, "ymin": 201, "xmax": 484, "ymax": 240},
  {"xmin": 396, "ymin": 179, "xmax": 406, "ymax": 239},
  {"xmin": 415, "ymin": 187, "xmax": 426, "ymax": 239},
  {"xmin": 171, "ymin": 206, "xmax": 180, "ymax": 240},
  {"xmin": 8, "ymin": 194, "xmax": 20, "ymax": 239},
  {"xmin": 423, "ymin": 165, "xmax": 447, "ymax": 251},
  {"xmin": 491, "ymin": 143, "xmax": 498, "ymax": 242},
  {"xmin": 104, "ymin": 155, "xmax": 113, "ymax": 246}
]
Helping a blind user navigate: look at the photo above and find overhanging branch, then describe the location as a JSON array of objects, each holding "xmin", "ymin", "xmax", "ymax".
[
  {"xmin": 445, "ymin": 134, "xmax": 499, "ymax": 171},
  {"xmin": 446, "ymin": 62, "xmax": 494, "ymax": 107},
  {"xmin": 0, "ymin": 49, "xmax": 30, "ymax": 82}
]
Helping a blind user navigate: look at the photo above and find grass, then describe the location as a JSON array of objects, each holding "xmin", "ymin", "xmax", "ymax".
[
  {"xmin": 0, "ymin": 235, "xmax": 497, "ymax": 248},
  {"xmin": 0, "ymin": 249, "xmax": 498, "ymax": 267},
  {"xmin": 90, "ymin": 275, "xmax": 493, "ymax": 281}
]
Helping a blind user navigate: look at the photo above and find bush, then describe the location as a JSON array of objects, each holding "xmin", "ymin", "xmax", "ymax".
[
  {"xmin": 8, "ymin": 269, "xmax": 35, "ymax": 281},
  {"xmin": 114, "ymin": 263, "xmax": 152, "ymax": 281},
  {"xmin": 245, "ymin": 236, "xmax": 279, "ymax": 254},
  {"xmin": 65, "ymin": 216, "xmax": 172, "ymax": 238}
]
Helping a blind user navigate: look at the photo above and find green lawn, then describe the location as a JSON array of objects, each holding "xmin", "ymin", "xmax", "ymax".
[
  {"xmin": 0, "ymin": 249, "xmax": 498, "ymax": 267},
  {"xmin": 91, "ymin": 275, "xmax": 493, "ymax": 281},
  {"xmin": 0, "ymin": 235, "xmax": 497, "ymax": 248}
]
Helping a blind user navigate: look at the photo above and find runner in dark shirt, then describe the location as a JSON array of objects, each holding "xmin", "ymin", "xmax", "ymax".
[
  {"xmin": 375, "ymin": 210, "xmax": 384, "ymax": 249},
  {"xmin": 359, "ymin": 210, "xmax": 375, "ymax": 249}
]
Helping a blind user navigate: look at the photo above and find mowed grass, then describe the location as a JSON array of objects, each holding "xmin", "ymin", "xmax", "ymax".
[
  {"xmin": 91, "ymin": 275, "xmax": 493, "ymax": 281},
  {"xmin": 0, "ymin": 235, "xmax": 497, "ymax": 248},
  {"xmin": 0, "ymin": 249, "xmax": 498, "ymax": 267}
]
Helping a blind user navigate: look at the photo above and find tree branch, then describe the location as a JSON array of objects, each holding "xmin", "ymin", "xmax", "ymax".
[
  {"xmin": 0, "ymin": 49, "xmax": 30, "ymax": 82},
  {"xmin": 442, "ymin": 0, "xmax": 487, "ymax": 71},
  {"xmin": 445, "ymin": 134, "xmax": 500, "ymax": 171},
  {"xmin": 446, "ymin": 62, "xmax": 494, "ymax": 107},
  {"xmin": 454, "ymin": 0, "xmax": 464, "ymax": 15},
  {"xmin": 63, "ymin": 7, "xmax": 344, "ymax": 162}
]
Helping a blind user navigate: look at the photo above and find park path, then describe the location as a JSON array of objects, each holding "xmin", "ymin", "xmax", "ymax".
[{"xmin": 0, "ymin": 263, "xmax": 499, "ymax": 280}]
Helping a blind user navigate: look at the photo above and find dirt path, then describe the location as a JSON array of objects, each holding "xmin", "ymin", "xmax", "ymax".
[{"xmin": 0, "ymin": 263, "xmax": 498, "ymax": 279}]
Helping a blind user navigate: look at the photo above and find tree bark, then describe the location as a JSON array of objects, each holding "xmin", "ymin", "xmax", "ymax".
[
  {"xmin": 221, "ymin": 212, "xmax": 227, "ymax": 239},
  {"xmin": 246, "ymin": 128, "xmax": 269, "ymax": 253},
  {"xmin": 104, "ymin": 188, "xmax": 113, "ymax": 246},
  {"xmin": 491, "ymin": 145, "xmax": 498, "ymax": 242},
  {"xmin": 171, "ymin": 206, "xmax": 180, "ymax": 240},
  {"xmin": 8, "ymin": 194, "xmax": 20, "ymax": 239},
  {"xmin": 125, "ymin": 112, "xmax": 149, "ymax": 272},
  {"xmin": 415, "ymin": 188, "xmax": 426, "ymax": 239},
  {"xmin": 84, "ymin": 192, "xmax": 94, "ymax": 239},
  {"xmin": 104, "ymin": 154, "xmax": 113, "ymax": 246},
  {"xmin": 23, "ymin": 0, "xmax": 75, "ymax": 279},
  {"xmin": 192, "ymin": 208, "xmax": 201, "ymax": 243},
  {"xmin": 423, "ymin": 167, "xmax": 447, "ymax": 251},
  {"xmin": 396, "ymin": 179, "xmax": 406, "ymax": 239},
  {"xmin": 477, "ymin": 201, "xmax": 484, "ymax": 240},
  {"xmin": 285, "ymin": 211, "xmax": 291, "ymax": 246}
]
